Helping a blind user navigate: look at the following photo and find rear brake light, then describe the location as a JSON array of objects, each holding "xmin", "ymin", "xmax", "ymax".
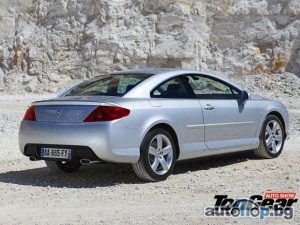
[
  {"xmin": 23, "ymin": 106, "xmax": 36, "ymax": 121},
  {"xmin": 84, "ymin": 106, "xmax": 130, "ymax": 122}
]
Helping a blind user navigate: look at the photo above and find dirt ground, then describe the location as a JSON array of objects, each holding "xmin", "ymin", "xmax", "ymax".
[{"xmin": 0, "ymin": 94, "xmax": 299, "ymax": 225}]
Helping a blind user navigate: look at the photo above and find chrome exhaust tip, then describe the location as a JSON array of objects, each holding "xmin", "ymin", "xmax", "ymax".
[
  {"xmin": 80, "ymin": 159, "xmax": 91, "ymax": 165},
  {"xmin": 29, "ymin": 156, "xmax": 37, "ymax": 161}
]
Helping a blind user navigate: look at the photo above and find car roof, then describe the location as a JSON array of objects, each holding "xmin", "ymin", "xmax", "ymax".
[
  {"xmin": 109, "ymin": 68, "xmax": 180, "ymax": 75},
  {"xmin": 110, "ymin": 68, "xmax": 241, "ymax": 89},
  {"xmin": 109, "ymin": 68, "xmax": 229, "ymax": 81}
]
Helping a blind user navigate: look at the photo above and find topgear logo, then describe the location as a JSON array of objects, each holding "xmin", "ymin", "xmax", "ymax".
[{"xmin": 204, "ymin": 192, "xmax": 298, "ymax": 220}]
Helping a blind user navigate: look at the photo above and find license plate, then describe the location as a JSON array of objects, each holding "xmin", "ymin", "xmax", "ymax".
[{"xmin": 40, "ymin": 147, "xmax": 72, "ymax": 159}]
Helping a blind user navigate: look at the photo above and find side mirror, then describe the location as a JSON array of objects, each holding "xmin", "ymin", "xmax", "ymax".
[{"xmin": 239, "ymin": 90, "xmax": 249, "ymax": 104}]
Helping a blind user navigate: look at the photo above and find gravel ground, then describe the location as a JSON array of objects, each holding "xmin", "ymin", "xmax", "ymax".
[{"xmin": 0, "ymin": 73, "xmax": 299, "ymax": 224}]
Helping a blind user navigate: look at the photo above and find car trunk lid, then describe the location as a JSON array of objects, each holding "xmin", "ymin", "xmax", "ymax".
[{"xmin": 33, "ymin": 96, "xmax": 119, "ymax": 122}]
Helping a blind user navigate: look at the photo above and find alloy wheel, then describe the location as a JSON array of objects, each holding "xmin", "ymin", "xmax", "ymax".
[
  {"xmin": 265, "ymin": 120, "xmax": 283, "ymax": 154},
  {"xmin": 148, "ymin": 134, "xmax": 173, "ymax": 175}
]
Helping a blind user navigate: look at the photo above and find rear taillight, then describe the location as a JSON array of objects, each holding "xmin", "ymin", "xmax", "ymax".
[
  {"xmin": 84, "ymin": 106, "xmax": 130, "ymax": 122},
  {"xmin": 23, "ymin": 106, "xmax": 36, "ymax": 121}
]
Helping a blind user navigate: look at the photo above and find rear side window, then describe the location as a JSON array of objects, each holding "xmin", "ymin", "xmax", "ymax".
[
  {"xmin": 65, "ymin": 74, "xmax": 152, "ymax": 97},
  {"xmin": 151, "ymin": 77, "xmax": 191, "ymax": 98}
]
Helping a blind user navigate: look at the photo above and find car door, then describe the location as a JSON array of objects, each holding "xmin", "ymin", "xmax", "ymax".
[
  {"xmin": 151, "ymin": 76, "xmax": 207, "ymax": 160},
  {"xmin": 185, "ymin": 74, "xmax": 259, "ymax": 151}
]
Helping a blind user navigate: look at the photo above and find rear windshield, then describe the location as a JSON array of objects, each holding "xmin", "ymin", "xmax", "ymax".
[{"xmin": 65, "ymin": 74, "xmax": 152, "ymax": 97}]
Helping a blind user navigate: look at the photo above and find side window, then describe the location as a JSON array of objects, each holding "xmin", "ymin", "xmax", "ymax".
[
  {"xmin": 151, "ymin": 77, "xmax": 190, "ymax": 98},
  {"xmin": 186, "ymin": 75, "xmax": 240, "ymax": 99}
]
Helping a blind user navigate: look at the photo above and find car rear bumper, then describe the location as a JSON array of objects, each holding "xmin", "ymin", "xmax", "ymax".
[
  {"xmin": 19, "ymin": 120, "xmax": 141, "ymax": 163},
  {"xmin": 23, "ymin": 144, "xmax": 101, "ymax": 161}
]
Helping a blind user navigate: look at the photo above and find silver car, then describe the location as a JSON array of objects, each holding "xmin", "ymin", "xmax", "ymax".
[{"xmin": 19, "ymin": 69, "xmax": 289, "ymax": 181}]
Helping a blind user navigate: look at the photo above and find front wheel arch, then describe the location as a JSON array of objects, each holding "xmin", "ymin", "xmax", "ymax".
[
  {"xmin": 266, "ymin": 111, "xmax": 286, "ymax": 139},
  {"xmin": 253, "ymin": 114, "xmax": 285, "ymax": 158}
]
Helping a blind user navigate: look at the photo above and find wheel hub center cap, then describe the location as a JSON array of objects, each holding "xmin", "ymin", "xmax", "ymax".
[{"xmin": 156, "ymin": 151, "xmax": 164, "ymax": 157}]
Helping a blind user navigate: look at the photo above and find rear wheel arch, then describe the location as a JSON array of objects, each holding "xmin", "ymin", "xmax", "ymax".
[
  {"xmin": 133, "ymin": 127, "xmax": 177, "ymax": 181},
  {"xmin": 148, "ymin": 123, "xmax": 180, "ymax": 160}
]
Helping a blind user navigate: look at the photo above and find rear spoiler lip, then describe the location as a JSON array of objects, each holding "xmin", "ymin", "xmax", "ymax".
[
  {"xmin": 32, "ymin": 101, "xmax": 118, "ymax": 106},
  {"xmin": 32, "ymin": 101, "xmax": 100, "ymax": 106}
]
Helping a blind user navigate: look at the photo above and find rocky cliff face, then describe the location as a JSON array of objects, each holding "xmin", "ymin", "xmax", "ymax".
[{"xmin": 0, "ymin": 0, "xmax": 299, "ymax": 93}]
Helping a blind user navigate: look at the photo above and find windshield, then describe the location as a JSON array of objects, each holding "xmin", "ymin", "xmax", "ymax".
[{"xmin": 64, "ymin": 74, "xmax": 152, "ymax": 97}]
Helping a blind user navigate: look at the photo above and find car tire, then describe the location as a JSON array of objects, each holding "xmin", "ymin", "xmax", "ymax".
[
  {"xmin": 253, "ymin": 115, "xmax": 285, "ymax": 159},
  {"xmin": 45, "ymin": 161, "xmax": 82, "ymax": 173},
  {"xmin": 133, "ymin": 128, "xmax": 176, "ymax": 182}
]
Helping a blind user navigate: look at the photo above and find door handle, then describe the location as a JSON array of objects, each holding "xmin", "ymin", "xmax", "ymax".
[{"xmin": 204, "ymin": 104, "xmax": 214, "ymax": 110}]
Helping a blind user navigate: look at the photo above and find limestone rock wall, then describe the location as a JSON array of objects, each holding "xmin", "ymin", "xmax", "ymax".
[{"xmin": 0, "ymin": 0, "xmax": 299, "ymax": 93}]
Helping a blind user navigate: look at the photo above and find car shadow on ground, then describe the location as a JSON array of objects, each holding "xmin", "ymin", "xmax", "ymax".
[
  {"xmin": 0, "ymin": 151, "xmax": 257, "ymax": 188},
  {"xmin": 0, "ymin": 163, "xmax": 140, "ymax": 188},
  {"xmin": 173, "ymin": 151, "xmax": 256, "ymax": 175}
]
